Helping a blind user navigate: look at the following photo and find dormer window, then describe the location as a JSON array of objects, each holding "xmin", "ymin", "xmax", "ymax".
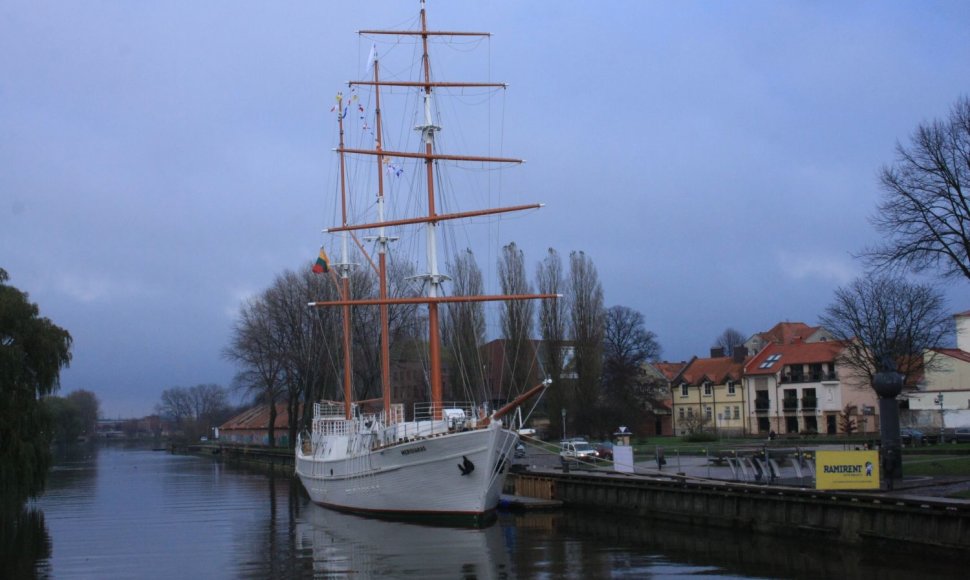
[
  {"xmin": 703, "ymin": 382, "xmax": 713, "ymax": 396},
  {"xmin": 759, "ymin": 353, "xmax": 782, "ymax": 369},
  {"xmin": 680, "ymin": 383, "xmax": 689, "ymax": 397}
]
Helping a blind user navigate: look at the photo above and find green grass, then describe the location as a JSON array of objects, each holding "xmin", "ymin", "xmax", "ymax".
[{"xmin": 902, "ymin": 455, "xmax": 970, "ymax": 476}]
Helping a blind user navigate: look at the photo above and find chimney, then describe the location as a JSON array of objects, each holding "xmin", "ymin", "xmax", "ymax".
[
  {"xmin": 710, "ymin": 347, "xmax": 725, "ymax": 358},
  {"xmin": 733, "ymin": 345, "xmax": 748, "ymax": 363}
]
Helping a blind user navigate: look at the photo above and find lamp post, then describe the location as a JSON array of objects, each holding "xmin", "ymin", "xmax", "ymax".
[
  {"xmin": 934, "ymin": 394, "xmax": 944, "ymax": 443},
  {"xmin": 561, "ymin": 408, "xmax": 566, "ymax": 441},
  {"xmin": 873, "ymin": 358, "xmax": 903, "ymax": 487}
]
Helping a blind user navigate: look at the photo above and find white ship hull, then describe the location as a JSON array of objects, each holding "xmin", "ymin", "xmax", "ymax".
[{"xmin": 296, "ymin": 420, "xmax": 518, "ymax": 521}]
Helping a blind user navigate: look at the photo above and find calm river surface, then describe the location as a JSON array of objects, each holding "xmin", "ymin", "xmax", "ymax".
[{"xmin": 17, "ymin": 443, "xmax": 963, "ymax": 579}]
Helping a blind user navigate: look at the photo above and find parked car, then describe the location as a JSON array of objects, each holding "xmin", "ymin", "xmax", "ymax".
[
  {"xmin": 560, "ymin": 438, "xmax": 597, "ymax": 461},
  {"xmin": 946, "ymin": 428, "xmax": 970, "ymax": 443},
  {"xmin": 900, "ymin": 428, "xmax": 924, "ymax": 446},
  {"xmin": 595, "ymin": 442, "xmax": 614, "ymax": 461}
]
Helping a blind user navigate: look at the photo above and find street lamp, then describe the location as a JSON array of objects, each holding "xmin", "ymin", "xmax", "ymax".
[
  {"xmin": 934, "ymin": 394, "xmax": 945, "ymax": 443},
  {"xmin": 561, "ymin": 408, "xmax": 566, "ymax": 441}
]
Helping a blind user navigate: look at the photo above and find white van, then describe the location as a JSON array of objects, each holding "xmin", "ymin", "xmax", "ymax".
[{"xmin": 560, "ymin": 438, "xmax": 596, "ymax": 461}]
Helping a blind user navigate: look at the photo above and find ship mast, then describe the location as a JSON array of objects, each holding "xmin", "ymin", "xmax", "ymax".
[
  {"xmin": 415, "ymin": 2, "xmax": 446, "ymax": 417},
  {"xmin": 335, "ymin": 93, "xmax": 354, "ymax": 420},
  {"xmin": 371, "ymin": 58, "xmax": 394, "ymax": 421},
  {"xmin": 315, "ymin": 0, "xmax": 559, "ymax": 420}
]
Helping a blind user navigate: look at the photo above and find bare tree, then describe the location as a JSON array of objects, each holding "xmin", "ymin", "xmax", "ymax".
[
  {"xmin": 186, "ymin": 384, "xmax": 229, "ymax": 424},
  {"xmin": 713, "ymin": 327, "xmax": 746, "ymax": 356},
  {"xmin": 568, "ymin": 250, "xmax": 604, "ymax": 436},
  {"xmin": 157, "ymin": 387, "xmax": 193, "ymax": 426},
  {"xmin": 862, "ymin": 96, "xmax": 970, "ymax": 282},
  {"xmin": 536, "ymin": 248, "xmax": 567, "ymax": 435},
  {"xmin": 679, "ymin": 410, "xmax": 711, "ymax": 436},
  {"xmin": 157, "ymin": 384, "xmax": 230, "ymax": 440},
  {"xmin": 264, "ymin": 268, "xmax": 337, "ymax": 444},
  {"xmin": 601, "ymin": 305, "xmax": 662, "ymax": 436},
  {"xmin": 498, "ymin": 242, "xmax": 536, "ymax": 398},
  {"xmin": 818, "ymin": 275, "xmax": 953, "ymax": 388},
  {"xmin": 224, "ymin": 296, "xmax": 286, "ymax": 447},
  {"xmin": 444, "ymin": 249, "xmax": 486, "ymax": 401},
  {"xmin": 603, "ymin": 306, "xmax": 661, "ymax": 388}
]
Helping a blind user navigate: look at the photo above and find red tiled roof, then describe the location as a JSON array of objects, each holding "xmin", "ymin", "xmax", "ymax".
[
  {"xmin": 745, "ymin": 340, "xmax": 844, "ymax": 375},
  {"xmin": 954, "ymin": 310, "xmax": 970, "ymax": 318},
  {"xmin": 756, "ymin": 322, "xmax": 819, "ymax": 345},
  {"xmin": 678, "ymin": 356, "xmax": 747, "ymax": 385},
  {"xmin": 652, "ymin": 361, "xmax": 689, "ymax": 381},
  {"xmin": 932, "ymin": 348, "xmax": 970, "ymax": 364},
  {"xmin": 220, "ymin": 403, "xmax": 295, "ymax": 431}
]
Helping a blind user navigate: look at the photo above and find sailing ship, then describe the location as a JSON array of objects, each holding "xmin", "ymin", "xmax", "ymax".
[{"xmin": 295, "ymin": 1, "xmax": 554, "ymax": 524}]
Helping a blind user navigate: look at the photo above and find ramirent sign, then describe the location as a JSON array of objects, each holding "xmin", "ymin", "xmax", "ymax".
[{"xmin": 815, "ymin": 450, "xmax": 880, "ymax": 490}]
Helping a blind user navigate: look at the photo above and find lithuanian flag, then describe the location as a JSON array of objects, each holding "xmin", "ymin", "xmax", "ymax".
[{"xmin": 312, "ymin": 247, "xmax": 330, "ymax": 274}]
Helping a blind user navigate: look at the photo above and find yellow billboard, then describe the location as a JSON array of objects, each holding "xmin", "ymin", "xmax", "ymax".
[{"xmin": 815, "ymin": 450, "xmax": 880, "ymax": 490}]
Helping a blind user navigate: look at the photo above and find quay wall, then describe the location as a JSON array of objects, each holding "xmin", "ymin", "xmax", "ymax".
[
  {"xmin": 179, "ymin": 442, "xmax": 294, "ymax": 473},
  {"xmin": 509, "ymin": 471, "xmax": 970, "ymax": 550}
]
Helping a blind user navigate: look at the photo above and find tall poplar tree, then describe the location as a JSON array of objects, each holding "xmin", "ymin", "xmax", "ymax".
[
  {"xmin": 499, "ymin": 242, "xmax": 536, "ymax": 398},
  {"xmin": 567, "ymin": 251, "xmax": 604, "ymax": 436}
]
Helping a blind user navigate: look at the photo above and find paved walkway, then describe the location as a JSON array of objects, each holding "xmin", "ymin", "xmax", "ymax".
[{"xmin": 512, "ymin": 444, "xmax": 970, "ymax": 502}]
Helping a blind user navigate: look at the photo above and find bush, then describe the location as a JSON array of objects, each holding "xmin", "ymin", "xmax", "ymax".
[{"xmin": 684, "ymin": 431, "xmax": 718, "ymax": 443}]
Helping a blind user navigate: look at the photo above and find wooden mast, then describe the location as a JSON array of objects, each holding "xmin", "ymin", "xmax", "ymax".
[
  {"xmin": 417, "ymin": 2, "xmax": 446, "ymax": 419},
  {"xmin": 335, "ymin": 94, "xmax": 354, "ymax": 420},
  {"xmin": 314, "ymin": 1, "xmax": 557, "ymax": 424},
  {"xmin": 373, "ymin": 57, "xmax": 394, "ymax": 422}
]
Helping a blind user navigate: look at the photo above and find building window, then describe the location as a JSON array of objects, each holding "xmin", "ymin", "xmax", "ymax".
[
  {"xmin": 680, "ymin": 383, "xmax": 689, "ymax": 397},
  {"xmin": 687, "ymin": 407, "xmax": 694, "ymax": 417},
  {"xmin": 703, "ymin": 382, "xmax": 712, "ymax": 396},
  {"xmin": 678, "ymin": 407, "xmax": 685, "ymax": 419},
  {"xmin": 705, "ymin": 407, "xmax": 713, "ymax": 420},
  {"xmin": 727, "ymin": 381, "xmax": 736, "ymax": 395},
  {"xmin": 733, "ymin": 406, "xmax": 740, "ymax": 420}
]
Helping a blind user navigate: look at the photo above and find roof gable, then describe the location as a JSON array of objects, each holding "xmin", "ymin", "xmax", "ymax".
[
  {"xmin": 745, "ymin": 340, "xmax": 844, "ymax": 375},
  {"xmin": 679, "ymin": 356, "xmax": 747, "ymax": 385},
  {"xmin": 220, "ymin": 403, "xmax": 294, "ymax": 431},
  {"xmin": 652, "ymin": 361, "xmax": 689, "ymax": 381}
]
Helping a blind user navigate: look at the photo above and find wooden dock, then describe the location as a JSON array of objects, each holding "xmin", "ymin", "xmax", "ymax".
[{"xmin": 499, "ymin": 494, "xmax": 562, "ymax": 511}]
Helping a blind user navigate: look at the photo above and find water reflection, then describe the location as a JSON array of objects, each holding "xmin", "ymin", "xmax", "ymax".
[
  {"xmin": 24, "ymin": 444, "xmax": 966, "ymax": 579},
  {"xmin": 501, "ymin": 509, "xmax": 965, "ymax": 579},
  {"xmin": 0, "ymin": 505, "xmax": 50, "ymax": 580},
  {"xmin": 294, "ymin": 505, "xmax": 511, "ymax": 579}
]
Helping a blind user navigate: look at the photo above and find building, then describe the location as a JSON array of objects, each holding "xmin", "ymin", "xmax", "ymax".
[
  {"xmin": 671, "ymin": 348, "xmax": 749, "ymax": 437},
  {"xmin": 744, "ymin": 321, "xmax": 834, "ymax": 355},
  {"xmin": 905, "ymin": 310, "xmax": 970, "ymax": 430},
  {"xmin": 219, "ymin": 403, "xmax": 295, "ymax": 447},
  {"xmin": 743, "ymin": 335, "xmax": 878, "ymax": 436}
]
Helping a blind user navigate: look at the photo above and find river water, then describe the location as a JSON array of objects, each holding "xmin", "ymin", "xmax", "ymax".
[{"xmin": 16, "ymin": 442, "xmax": 963, "ymax": 579}]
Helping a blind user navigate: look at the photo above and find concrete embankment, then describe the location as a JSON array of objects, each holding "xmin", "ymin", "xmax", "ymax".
[
  {"xmin": 178, "ymin": 442, "xmax": 294, "ymax": 473},
  {"xmin": 508, "ymin": 467, "xmax": 970, "ymax": 551}
]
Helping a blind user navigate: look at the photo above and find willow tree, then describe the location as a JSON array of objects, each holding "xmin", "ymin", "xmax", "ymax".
[{"xmin": 0, "ymin": 268, "xmax": 72, "ymax": 509}]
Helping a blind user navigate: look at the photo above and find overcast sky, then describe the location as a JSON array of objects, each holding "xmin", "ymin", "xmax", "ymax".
[{"xmin": 2, "ymin": 1, "xmax": 968, "ymax": 418}]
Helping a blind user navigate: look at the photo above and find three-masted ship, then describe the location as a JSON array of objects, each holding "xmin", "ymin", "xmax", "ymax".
[{"xmin": 295, "ymin": 1, "xmax": 554, "ymax": 523}]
